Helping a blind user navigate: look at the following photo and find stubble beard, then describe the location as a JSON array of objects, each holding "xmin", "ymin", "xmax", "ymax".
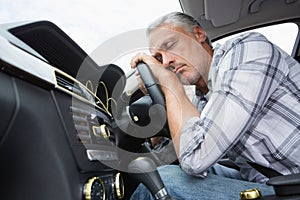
[{"xmin": 176, "ymin": 71, "xmax": 201, "ymax": 85}]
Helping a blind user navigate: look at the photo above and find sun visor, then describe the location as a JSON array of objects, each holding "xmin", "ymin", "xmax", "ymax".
[{"xmin": 204, "ymin": 0, "xmax": 242, "ymax": 27}]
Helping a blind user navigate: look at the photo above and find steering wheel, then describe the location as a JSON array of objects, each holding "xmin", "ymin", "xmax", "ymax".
[
  {"xmin": 135, "ymin": 62, "xmax": 170, "ymax": 138},
  {"xmin": 136, "ymin": 62, "xmax": 165, "ymax": 108}
]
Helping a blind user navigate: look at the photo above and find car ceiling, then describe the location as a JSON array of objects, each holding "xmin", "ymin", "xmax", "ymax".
[{"xmin": 179, "ymin": 0, "xmax": 300, "ymax": 41}]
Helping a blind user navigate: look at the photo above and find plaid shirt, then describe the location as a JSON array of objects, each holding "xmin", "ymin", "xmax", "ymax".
[{"xmin": 179, "ymin": 32, "xmax": 300, "ymax": 183}]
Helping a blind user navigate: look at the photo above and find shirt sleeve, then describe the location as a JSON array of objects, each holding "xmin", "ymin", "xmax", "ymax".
[{"xmin": 179, "ymin": 33, "xmax": 289, "ymax": 176}]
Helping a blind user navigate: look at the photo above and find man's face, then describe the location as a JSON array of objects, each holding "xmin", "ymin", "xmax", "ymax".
[{"xmin": 148, "ymin": 24, "xmax": 211, "ymax": 85}]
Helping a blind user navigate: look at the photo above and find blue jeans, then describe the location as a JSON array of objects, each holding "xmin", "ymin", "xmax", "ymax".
[{"xmin": 130, "ymin": 164, "xmax": 275, "ymax": 200}]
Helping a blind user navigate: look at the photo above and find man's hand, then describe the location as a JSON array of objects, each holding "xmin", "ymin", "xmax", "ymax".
[{"xmin": 130, "ymin": 52, "xmax": 180, "ymax": 94}]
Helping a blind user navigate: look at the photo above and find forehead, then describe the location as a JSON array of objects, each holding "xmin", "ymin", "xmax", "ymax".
[{"xmin": 148, "ymin": 24, "xmax": 191, "ymax": 51}]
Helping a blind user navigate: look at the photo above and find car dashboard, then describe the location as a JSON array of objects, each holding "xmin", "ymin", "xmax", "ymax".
[{"xmin": 0, "ymin": 20, "xmax": 138, "ymax": 200}]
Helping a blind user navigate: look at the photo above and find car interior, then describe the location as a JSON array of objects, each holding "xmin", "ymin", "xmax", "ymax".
[{"xmin": 0, "ymin": 0, "xmax": 299, "ymax": 199}]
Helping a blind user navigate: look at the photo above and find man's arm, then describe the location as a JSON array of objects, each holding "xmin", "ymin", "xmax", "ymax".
[
  {"xmin": 130, "ymin": 53, "xmax": 200, "ymax": 156},
  {"xmin": 161, "ymin": 78, "xmax": 200, "ymax": 156}
]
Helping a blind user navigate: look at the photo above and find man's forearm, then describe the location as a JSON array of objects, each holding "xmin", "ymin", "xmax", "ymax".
[{"xmin": 163, "ymin": 85, "xmax": 200, "ymax": 156}]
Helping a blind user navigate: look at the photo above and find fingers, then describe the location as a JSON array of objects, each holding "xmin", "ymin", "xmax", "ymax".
[
  {"xmin": 131, "ymin": 52, "xmax": 158, "ymax": 94},
  {"xmin": 130, "ymin": 52, "xmax": 169, "ymax": 93},
  {"xmin": 130, "ymin": 52, "xmax": 145, "ymax": 68},
  {"xmin": 130, "ymin": 52, "xmax": 156, "ymax": 69},
  {"xmin": 133, "ymin": 64, "xmax": 148, "ymax": 94},
  {"xmin": 137, "ymin": 74, "xmax": 148, "ymax": 94}
]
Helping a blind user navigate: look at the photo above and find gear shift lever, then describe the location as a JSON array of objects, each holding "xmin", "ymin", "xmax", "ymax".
[{"xmin": 128, "ymin": 157, "xmax": 173, "ymax": 200}]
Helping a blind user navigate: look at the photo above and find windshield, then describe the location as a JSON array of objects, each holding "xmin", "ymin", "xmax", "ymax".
[{"xmin": 0, "ymin": 0, "xmax": 181, "ymax": 72}]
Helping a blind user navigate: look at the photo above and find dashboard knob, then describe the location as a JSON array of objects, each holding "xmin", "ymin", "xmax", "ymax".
[
  {"xmin": 84, "ymin": 177, "xmax": 105, "ymax": 200},
  {"xmin": 100, "ymin": 124, "xmax": 110, "ymax": 140},
  {"xmin": 115, "ymin": 172, "xmax": 125, "ymax": 199},
  {"xmin": 92, "ymin": 124, "xmax": 111, "ymax": 140}
]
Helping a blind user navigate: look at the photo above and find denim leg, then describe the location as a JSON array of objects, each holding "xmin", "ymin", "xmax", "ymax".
[
  {"xmin": 130, "ymin": 165, "xmax": 275, "ymax": 200},
  {"xmin": 207, "ymin": 163, "xmax": 243, "ymax": 180}
]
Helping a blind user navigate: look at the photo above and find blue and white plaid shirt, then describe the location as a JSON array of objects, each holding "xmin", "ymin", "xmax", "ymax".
[{"xmin": 179, "ymin": 32, "xmax": 300, "ymax": 183}]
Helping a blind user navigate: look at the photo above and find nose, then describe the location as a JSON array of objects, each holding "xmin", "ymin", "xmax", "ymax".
[{"xmin": 161, "ymin": 51, "xmax": 175, "ymax": 68}]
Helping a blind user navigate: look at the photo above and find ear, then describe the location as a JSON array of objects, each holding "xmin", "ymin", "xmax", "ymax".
[{"xmin": 193, "ymin": 26, "xmax": 207, "ymax": 43}]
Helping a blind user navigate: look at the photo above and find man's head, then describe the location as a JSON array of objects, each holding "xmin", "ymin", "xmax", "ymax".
[
  {"xmin": 147, "ymin": 12, "xmax": 212, "ymax": 48},
  {"xmin": 147, "ymin": 12, "xmax": 212, "ymax": 89}
]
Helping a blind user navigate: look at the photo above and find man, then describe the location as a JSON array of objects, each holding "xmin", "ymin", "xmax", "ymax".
[{"xmin": 130, "ymin": 12, "xmax": 300, "ymax": 199}]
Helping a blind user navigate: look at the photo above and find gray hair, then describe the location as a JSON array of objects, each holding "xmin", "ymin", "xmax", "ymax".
[{"xmin": 147, "ymin": 12, "xmax": 212, "ymax": 48}]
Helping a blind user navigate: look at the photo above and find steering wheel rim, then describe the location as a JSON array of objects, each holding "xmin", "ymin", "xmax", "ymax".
[
  {"xmin": 136, "ymin": 62, "xmax": 165, "ymax": 107},
  {"xmin": 136, "ymin": 62, "xmax": 170, "ymax": 137}
]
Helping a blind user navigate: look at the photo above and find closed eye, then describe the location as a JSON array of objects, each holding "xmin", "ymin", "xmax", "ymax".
[
  {"xmin": 153, "ymin": 53, "xmax": 163, "ymax": 63},
  {"xmin": 165, "ymin": 41, "xmax": 177, "ymax": 50}
]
